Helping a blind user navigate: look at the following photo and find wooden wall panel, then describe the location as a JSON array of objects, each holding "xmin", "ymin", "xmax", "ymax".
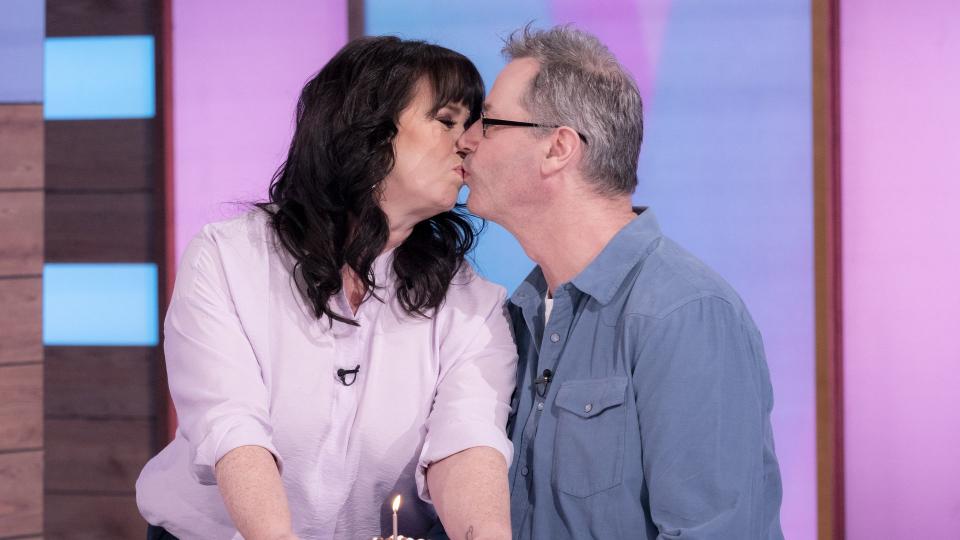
[
  {"xmin": 45, "ymin": 192, "xmax": 154, "ymax": 262},
  {"xmin": 0, "ymin": 278, "xmax": 42, "ymax": 365},
  {"xmin": 45, "ymin": 347, "xmax": 155, "ymax": 418},
  {"xmin": 0, "ymin": 363, "xmax": 43, "ymax": 450},
  {"xmin": 45, "ymin": 120, "xmax": 158, "ymax": 192},
  {"xmin": 42, "ymin": 1, "xmax": 164, "ymax": 535},
  {"xmin": 0, "ymin": 190, "xmax": 43, "ymax": 276},
  {"xmin": 2, "ymin": 4, "xmax": 46, "ymax": 538},
  {"xmin": 813, "ymin": 0, "xmax": 845, "ymax": 538},
  {"xmin": 2, "ymin": 59, "xmax": 44, "ymax": 537},
  {"xmin": 46, "ymin": 0, "xmax": 158, "ymax": 37},
  {"xmin": 348, "ymin": 0, "xmax": 365, "ymax": 40},
  {"xmin": 44, "ymin": 418, "xmax": 153, "ymax": 493},
  {"xmin": 0, "ymin": 451, "xmax": 43, "ymax": 537},
  {"xmin": 0, "ymin": 105, "xmax": 43, "ymax": 190},
  {"xmin": 45, "ymin": 494, "xmax": 143, "ymax": 540}
]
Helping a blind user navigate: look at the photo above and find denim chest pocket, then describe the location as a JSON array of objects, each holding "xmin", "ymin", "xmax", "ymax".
[{"xmin": 552, "ymin": 376, "xmax": 629, "ymax": 498}]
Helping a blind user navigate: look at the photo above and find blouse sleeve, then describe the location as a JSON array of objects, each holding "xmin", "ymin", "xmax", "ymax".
[
  {"xmin": 416, "ymin": 281, "xmax": 518, "ymax": 502},
  {"xmin": 163, "ymin": 230, "xmax": 282, "ymax": 485}
]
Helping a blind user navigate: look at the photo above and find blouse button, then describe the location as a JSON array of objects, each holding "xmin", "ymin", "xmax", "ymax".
[
  {"xmin": 584, "ymin": 403, "xmax": 593, "ymax": 413},
  {"xmin": 549, "ymin": 333, "xmax": 561, "ymax": 343}
]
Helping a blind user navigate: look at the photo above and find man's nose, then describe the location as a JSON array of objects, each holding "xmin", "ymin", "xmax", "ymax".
[{"xmin": 456, "ymin": 121, "xmax": 480, "ymax": 155}]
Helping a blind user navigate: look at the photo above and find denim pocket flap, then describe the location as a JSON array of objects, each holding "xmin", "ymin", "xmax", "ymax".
[{"xmin": 555, "ymin": 376, "xmax": 629, "ymax": 419}]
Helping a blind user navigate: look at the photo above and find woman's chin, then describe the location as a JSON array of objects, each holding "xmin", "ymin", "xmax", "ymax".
[
  {"xmin": 410, "ymin": 200, "xmax": 454, "ymax": 222},
  {"xmin": 434, "ymin": 190, "xmax": 461, "ymax": 213}
]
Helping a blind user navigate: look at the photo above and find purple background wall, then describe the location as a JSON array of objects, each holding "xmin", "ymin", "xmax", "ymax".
[
  {"xmin": 171, "ymin": 0, "xmax": 348, "ymax": 261},
  {"xmin": 631, "ymin": 3, "xmax": 815, "ymax": 536},
  {"xmin": 841, "ymin": 0, "xmax": 960, "ymax": 536}
]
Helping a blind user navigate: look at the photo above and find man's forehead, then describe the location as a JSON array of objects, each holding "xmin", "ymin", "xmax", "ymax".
[{"xmin": 487, "ymin": 58, "xmax": 539, "ymax": 112}]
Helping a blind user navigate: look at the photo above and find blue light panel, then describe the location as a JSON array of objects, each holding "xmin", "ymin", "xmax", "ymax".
[
  {"xmin": 44, "ymin": 35, "xmax": 156, "ymax": 120},
  {"xmin": 43, "ymin": 263, "xmax": 159, "ymax": 346}
]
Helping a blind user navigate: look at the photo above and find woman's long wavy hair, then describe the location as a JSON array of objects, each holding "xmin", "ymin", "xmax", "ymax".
[{"xmin": 257, "ymin": 36, "xmax": 485, "ymax": 326}]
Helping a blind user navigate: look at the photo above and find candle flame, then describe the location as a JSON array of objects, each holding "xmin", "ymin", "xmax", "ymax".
[{"xmin": 392, "ymin": 495, "xmax": 401, "ymax": 512}]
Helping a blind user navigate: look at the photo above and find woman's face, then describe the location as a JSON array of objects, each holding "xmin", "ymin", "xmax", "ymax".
[{"xmin": 379, "ymin": 79, "xmax": 471, "ymax": 226}]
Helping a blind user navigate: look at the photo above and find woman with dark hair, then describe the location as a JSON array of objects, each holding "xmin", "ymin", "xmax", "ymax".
[{"xmin": 136, "ymin": 37, "xmax": 516, "ymax": 540}]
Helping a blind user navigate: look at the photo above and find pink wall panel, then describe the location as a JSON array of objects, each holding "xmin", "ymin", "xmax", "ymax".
[
  {"xmin": 172, "ymin": 0, "xmax": 348, "ymax": 260},
  {"xmin": 842, "ymin": 1, "xmax": 960, "ymax": 537}
]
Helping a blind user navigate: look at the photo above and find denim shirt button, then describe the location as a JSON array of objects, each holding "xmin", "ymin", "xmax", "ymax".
[
  {"xmin": 584, "ymin": 403, "xmax": 593, "ymax": 413},
  {"xmin": 521, "ymin": 466, "xmax": 529, "ymax": 476},
  {"xmin": 550, "ymin": 333, "xmax": 561, "ymax": 343},
  {"xmin": 536, "ymin": 402, "xmax": 544, "ymax": 411}
]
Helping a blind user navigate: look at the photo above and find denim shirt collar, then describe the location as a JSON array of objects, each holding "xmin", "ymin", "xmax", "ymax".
[{"xmin": 509, "ymin": 207, "xmax": 662, "ymax": 310}]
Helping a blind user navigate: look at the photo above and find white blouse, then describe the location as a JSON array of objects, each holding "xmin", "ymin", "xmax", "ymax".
[{"xmin": 136, "ymin": 210, "xmax": 517, "ymax": 539}]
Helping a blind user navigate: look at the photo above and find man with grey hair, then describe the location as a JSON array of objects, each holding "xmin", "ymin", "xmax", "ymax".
[{"xmin": 456, "ymin": 25, "xmax": 784, "ymax": 539}]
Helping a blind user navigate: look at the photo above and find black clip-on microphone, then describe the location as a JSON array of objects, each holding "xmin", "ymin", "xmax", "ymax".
[
  {"xmin": 337, "ymin": 364, "xmax": 361, "ymax": 386},
  {"xmin": 534, "ymin": 369, "xmax": 552, "ymax": 397}
]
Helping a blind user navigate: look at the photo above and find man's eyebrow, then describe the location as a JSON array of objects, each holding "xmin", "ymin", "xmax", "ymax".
[{"xmin": 482, "ymin": 102, "xmax": 495, "ymax": 113}]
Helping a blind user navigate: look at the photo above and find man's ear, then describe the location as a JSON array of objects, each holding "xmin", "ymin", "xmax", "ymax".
[{"xmin": 541, "ymin": 126, "xmax": 583, "ymax": 177}]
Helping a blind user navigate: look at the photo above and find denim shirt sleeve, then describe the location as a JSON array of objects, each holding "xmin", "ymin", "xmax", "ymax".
[{"xmin": 632, "ymin": 295, "xmax": 772, "ymax": 539}]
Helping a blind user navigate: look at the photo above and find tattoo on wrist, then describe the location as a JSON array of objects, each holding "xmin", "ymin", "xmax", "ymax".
[{"xmin": 465, "ymin": 525, "xmax": 474, "ymax": 540}]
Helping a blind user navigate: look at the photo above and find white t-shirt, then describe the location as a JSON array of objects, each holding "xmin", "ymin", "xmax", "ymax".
[{"xmin": 136, "ymin": 210, "xmax": 517, "ymax": 540}]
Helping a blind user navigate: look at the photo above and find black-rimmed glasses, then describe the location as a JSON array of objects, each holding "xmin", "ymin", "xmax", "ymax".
[{"xmin": 480, "ymin": 112, "xmax": 588, "ymax": 144}]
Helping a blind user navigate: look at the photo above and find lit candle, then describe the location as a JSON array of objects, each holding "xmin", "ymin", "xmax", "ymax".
[{"xmin": 392, "ymin": 495, "xmax": 401, "ymax": 540}]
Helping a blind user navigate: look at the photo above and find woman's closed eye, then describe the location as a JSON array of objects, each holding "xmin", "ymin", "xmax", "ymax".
[{"xmin": 436, "ymin": 116, "xmax": 457, "ymax": 129}]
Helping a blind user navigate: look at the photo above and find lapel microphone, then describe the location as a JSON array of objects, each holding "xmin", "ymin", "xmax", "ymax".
[
  {"xmin": 336, "ymin": 365, "xmax": 360, "ymax": 386},
  {"xmin": 534, "ymin": 369, "xmax": 553, "ymax": 397}
]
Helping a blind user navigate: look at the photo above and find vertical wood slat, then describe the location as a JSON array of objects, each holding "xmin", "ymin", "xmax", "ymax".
[
  {"xmin": 0, "ymin": 364, "xmax": 43, "ymax": 450},
  {"xmin": 160, "ymin": 0, "xmax": 177, "ymax": 446},
  {"xmin": 0, "ymin": 105, "xmax": 43, "ymax": 190},
  {"xmin": 45, "ymin": 347, "xmax": 156, "ymax": 418},
  {"xmin": 0, "ymin": 278, "xmax": 42, "ymax": 365},
  {"xmin": 45, "ymin": 119, "xmax": 158, "ymax": 192},
  {"xmin": 46, "ymin": 0, "xmax": 159, "ymax": 37},
  {"xmin": 0, "ymin": 190, "xmax": 44, "ymax": 276},
  {"xmin": 0, "ymin": 451, "xmax": 43, "ymax": 538},
  {"xmin": 42, "ymin": 2, "xmax": 165, "ymax": 536},
  {"xmin": 44, "ymin": 418, "xmax": 154, "ymax": 493},
  {"xmin": 347, "ymin": 0, "xmax": 365, "ymax": 41},
  {"xmin": 813, "ymin": 0, "xmax": 845, "ymax": 538},
  {"xmin": 44, "ymin": 191, "xmax": 155, "ymax": 262},
  {"xmin": 1, "ymin": 75, "xmax": 45, "ymax": 540},
  {"xmin": 45, "ymin": 493, "xmax": 143, "ymax": 540}
]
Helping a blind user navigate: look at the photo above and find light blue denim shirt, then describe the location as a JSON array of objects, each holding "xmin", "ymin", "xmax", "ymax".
[{"xmin": 506, "ymin": 208, "xmax": 783, "ymax": 539}]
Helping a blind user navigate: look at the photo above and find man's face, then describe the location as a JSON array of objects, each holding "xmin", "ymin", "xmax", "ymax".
[{"xmin": 457, "ymin": 58, "xmax": 544, "ymax": 223}]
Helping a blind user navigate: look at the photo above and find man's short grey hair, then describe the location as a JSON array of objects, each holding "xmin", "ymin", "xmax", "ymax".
[{"xmin": 503, "ymin": 25, "xmax": 643, "ymax": 196}]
